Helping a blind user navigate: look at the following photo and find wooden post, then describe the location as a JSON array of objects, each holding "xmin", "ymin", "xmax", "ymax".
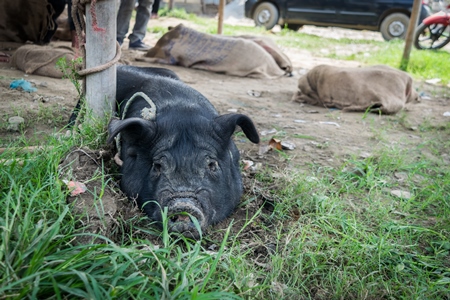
[
  {"xmin": 168, "ymin": 0, "xmax": 174, "ymax": 10},
  {"xmin": 217, "ymin": 0, "xmax": 225, "ymax": 34},
  {"xmin": 400, "ymin": 0, "xmax": 422, "ymax": 70},
  {"xmin": 85, "ymin": 0, "xmax": 117, "ymax": 119}
]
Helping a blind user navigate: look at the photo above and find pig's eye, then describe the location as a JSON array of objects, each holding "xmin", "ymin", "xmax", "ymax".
[
  {"xmin": 152, "ymin": 162, "xmax": 162, "ymax": 174},
  {"xmin": 208, "ymin": 160, "xmax": 218, "ymax": 172}
]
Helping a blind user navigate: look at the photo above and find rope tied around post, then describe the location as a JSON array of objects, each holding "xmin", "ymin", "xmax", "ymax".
[
  {"xmin": 71, "ymin": 0, "xmax": 122, "ymax": 78},
  {"xmin": 77, "ymin": 42, "xmax": 122, "ymax": 76}
]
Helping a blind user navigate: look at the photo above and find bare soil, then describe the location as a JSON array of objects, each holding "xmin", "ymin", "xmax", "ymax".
[{"xmin": 1, "ymin": 18, "xmax": 449, "ymax": 244}]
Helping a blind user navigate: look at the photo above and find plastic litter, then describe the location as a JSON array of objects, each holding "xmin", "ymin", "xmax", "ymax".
[
  {"xmin": 10, "ymin": 79, "xmax": 37, "ymax": 93},
  {"xmin": 281, "ymin": 141, "xmax": 296, "ymax": 150},
  {"xmin": 425, "ymin": 78, "xmax": 441, "ymax": 85},
  {"xmin": 260, "ymin": 128, "xmax": 277, "ymax": 136},
  {"xmin": 247, "ymin": 90, "xmax": 261, "ymax": 97},
  {"xmin": 63, "ymin": 180, "xmax": 87, "ymax": 196},
  {"xmin": 319, "ymin": 121, "xmax": 340, "ymax": 127}
]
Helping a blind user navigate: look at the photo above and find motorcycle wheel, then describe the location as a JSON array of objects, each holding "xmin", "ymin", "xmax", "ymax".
[{"xmin": 414, "ymin": 22, "xmax": 450, "ymax": 50}]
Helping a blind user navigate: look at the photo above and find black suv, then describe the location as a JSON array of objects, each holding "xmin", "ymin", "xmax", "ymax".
[{"xmin": 244, "ymin": 0, "xmax": 431, "ymax": 41}]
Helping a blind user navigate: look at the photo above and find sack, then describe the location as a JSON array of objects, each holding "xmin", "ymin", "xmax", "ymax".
[
  {"xmin": 138, "ymin": 24, "xmax": 292, "ymax": 78},
  {"xmin": 236, "ymin": 35, "xmax": 292, "ymax": 74},
  {"xmin": 11, "ymin": 45, "xmax": 75, "ymax": 78},
  {"xmin": 292, "ymin": 64, "xmax": 418, "ymax": 114}
]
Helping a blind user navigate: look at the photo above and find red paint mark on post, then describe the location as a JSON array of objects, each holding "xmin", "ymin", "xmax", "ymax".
[{"xmin": 90, "ymin": 0, "xmax": 106, "ymax": 33}]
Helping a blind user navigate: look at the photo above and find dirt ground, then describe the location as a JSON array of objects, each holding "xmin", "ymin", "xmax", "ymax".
[{"xmin": 1, "ymin": 18, "xmax": 450, "ymax": 244}]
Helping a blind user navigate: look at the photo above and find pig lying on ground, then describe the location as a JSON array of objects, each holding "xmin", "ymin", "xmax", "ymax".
[{"xmin": 108, "ymin": 66, "xmax": 260, "ymax": 237}]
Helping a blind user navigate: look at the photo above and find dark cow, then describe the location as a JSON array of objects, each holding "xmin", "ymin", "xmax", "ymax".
[{"xmin": 108, "ymin": 66, "xmax": 260, "ymax": 237}]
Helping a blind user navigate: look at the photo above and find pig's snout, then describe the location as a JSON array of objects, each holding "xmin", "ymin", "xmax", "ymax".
[{"xmin": 167, "ymin": 197, "xmax": 206, "ymax": 237}]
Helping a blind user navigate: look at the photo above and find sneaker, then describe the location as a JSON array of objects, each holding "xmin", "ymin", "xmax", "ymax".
[{"xmin": 129, "ymin": 40, "xmax": 151, "ymax": 51}]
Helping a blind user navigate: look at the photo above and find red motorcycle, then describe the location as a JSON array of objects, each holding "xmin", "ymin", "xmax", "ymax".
[{"xmin": 414, "ymin": 0, "xmax": 450, "ymax": 49}]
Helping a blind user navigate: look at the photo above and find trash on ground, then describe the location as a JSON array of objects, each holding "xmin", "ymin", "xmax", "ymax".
[
  {"xmin": 242, "ymin": 159, "xmax": 254, "ymax": 171},
  {"xmin": 260, "ymin": 128, "xmax": 277, "ymax": 136},
  {"xmin": 281, "ymin": 141, "xmax": 296, "ymax": 150},
  {"xmin": 319, "ymin": 121, "xmax": 340, "ymax": 127},
  {"xmin": 425, "ymin": 78, "xmax": 441, "ymax": 85},
  {"xmin": 10, "ymin": 79, "xmax": 37, "ymax": 92},
  {"xmin": 269, "ymin": 138, "xmax": 283, "ymax": 151},
  {"xmin": 419, "ymin": 91, "xmax": 432, "ymax": 100},
  {"xmin": 247, "ymin": 90, "xmax": 261, "ymax": 97},
  {"xmin": 63, "ymin": 180, "xmax": 88, "ymax": 196},
  {"xmin": 258, "ymin": 138, "xmax": 284, "ymax": 155}
]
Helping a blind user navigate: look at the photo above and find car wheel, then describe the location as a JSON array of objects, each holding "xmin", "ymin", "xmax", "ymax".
[
  {"xmin": 380, "ymin": 13, "xmax": 410, "ymax": 41},
  {"xmin": 286, "ymin": 24, "xmax": 303, "ymax": 31},
  {"xmin": 253, "ymin": 2, "xmax": 279, "ymax": 30}
]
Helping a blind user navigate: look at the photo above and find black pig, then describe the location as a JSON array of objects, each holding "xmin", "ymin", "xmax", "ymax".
[{"xmin": 108, "ymin": 66, "xmax": 260, "ymax": 237}]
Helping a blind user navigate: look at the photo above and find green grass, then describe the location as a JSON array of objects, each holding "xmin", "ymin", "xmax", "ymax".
[
  {"xmin": 2, "ymin": 122, "xmax": 449, "ymax": 299},
  {"xmin": 1, "ymin": 12, "xmax": 450, "ymax": 299},
  {"xmin": 0, "ymin": 124, "xmax": 239, "ymax": 299},
  {"xmin": 158, "ymin": 7, "xmax": 199, "ymax": 21}
]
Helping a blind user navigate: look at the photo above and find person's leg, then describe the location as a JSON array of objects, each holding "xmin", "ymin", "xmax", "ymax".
[
  {"xmin": 128, "ymin": 0, "xmax": 152, "ymax": 43},
  {"xmin": 151, "ymin": 0, "xmax": 160, "ymax": 18},
  {"xmin": 117, "ymin": 0, "xmax": 136, "ymax": 43}
]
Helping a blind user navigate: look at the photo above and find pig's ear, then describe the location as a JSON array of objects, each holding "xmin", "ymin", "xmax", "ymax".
[
  {"xmin": 107, "ymin": 117, "xmax": 155, "ymax": 144},
  {"xmin": 215, "ymin": 114, "xmax": 260, "ymax": 144}
]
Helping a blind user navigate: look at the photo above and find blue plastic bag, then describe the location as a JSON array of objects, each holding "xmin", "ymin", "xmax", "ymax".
[{"xmin": 10, "ymin": 79, "xmax": 37, "ymax": 93}]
